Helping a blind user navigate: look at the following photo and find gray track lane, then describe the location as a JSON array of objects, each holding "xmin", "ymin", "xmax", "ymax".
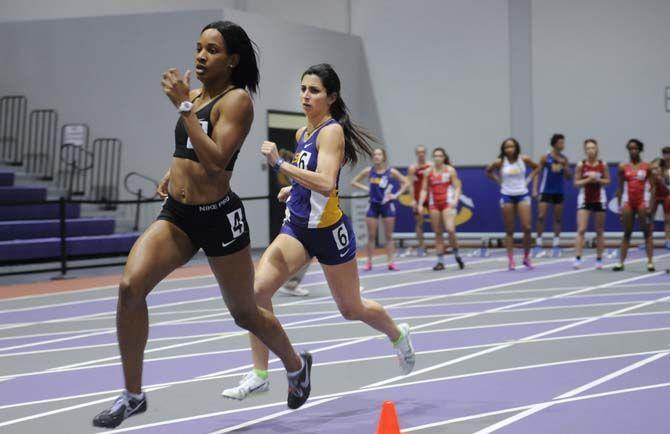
[{"xmin": 0, "ymin": 250, "xmax": 668, "ymax": 433}]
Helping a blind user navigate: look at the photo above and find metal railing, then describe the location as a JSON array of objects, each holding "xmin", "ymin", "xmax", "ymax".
[
  {"xmin": 124, "ymin": 172, "xmax": 159, "ymax": 231},
  {"xmin": 59, "ymin": 143, "xmax": 95, "ymax": 200},
  {"xmin": 0, "ymin": 194, "xmax": 271, "ymax": 277},
  {"xmin": 25, "ymin": 109, "xmax": 59, "ymax": 179},
  {"xmin": 0, "ymin": 95, "xmax": 27, "ymax": 165},
  {"xmin": 90, "ymin": 138, "xmax": 122, "ymax": 209}
]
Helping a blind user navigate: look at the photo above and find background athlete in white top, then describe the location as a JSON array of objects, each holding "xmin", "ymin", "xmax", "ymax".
[{"xmin": 486, "ymin": 138, "xmax": 539, "ymax": 270}]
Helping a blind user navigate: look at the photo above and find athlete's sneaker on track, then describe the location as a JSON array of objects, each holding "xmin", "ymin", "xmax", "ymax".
[
  {"xmin": 222, "ymin": 370, "xmax": 270, "ymax": 400},
  {"xmin": 92, "ymin": 391, "xmax": 147, "ymax": 429},
  {"xmin": 287, "ymin": 351, "xmax": 312, "ymax": 409},
  {"xmin": 278, "ymin": 286, "xmax": 310, "ymax": 297},
  {"xmin": 455, "ymin": 256, "xmax": 465, "ymax": 270},
  {"xmin": 523, "ymin": 257, "xmax": 534, "ymax": 269},
  {"xmin": 394, "ymin": 323, "xmax": 415, "ymax": 375}
]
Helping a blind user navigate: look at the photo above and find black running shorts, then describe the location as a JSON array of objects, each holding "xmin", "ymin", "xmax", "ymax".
[{"xmin": 157, "ymin": 192, "xmax": 250, "ymax": 256}]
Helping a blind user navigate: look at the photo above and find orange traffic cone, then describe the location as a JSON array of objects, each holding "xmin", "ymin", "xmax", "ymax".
[{"xmin": 375, "ymin": 401, "xmax": 401, "ymax": 434}]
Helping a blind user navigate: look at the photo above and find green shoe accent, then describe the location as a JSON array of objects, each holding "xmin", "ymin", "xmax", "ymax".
[
  {"xmin": 392, "ymin": 328, "xmax": 405, "ymax": 346},
  {"xmin": 253, "ymin": 368, "xmax": 269, "ymax": 380}
]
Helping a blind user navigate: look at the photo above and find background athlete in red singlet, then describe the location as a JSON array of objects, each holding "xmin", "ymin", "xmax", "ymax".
[
  {"xmin": 650, "ymin": 157, "xmax": 670, "ymax": 249},
  {"xmin": 408, "ymin": 145, "xmax": 432, "ymax": 257},
  {"xmin": 573, "ymin": 139, "xmax": 610, "ymax": 269},
  {"xmin": 417, "ymin": 147, "xmax": 464, "ymax": 271},
  {"xmin": 614, "ymin": 139, "xmax": 655, "ymax": 271}
]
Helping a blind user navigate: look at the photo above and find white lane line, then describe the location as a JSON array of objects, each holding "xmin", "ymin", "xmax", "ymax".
[
  {"xmin": 37, "ymin": 261, "xmax": 561, "ymax": 373},
  {"xmin": 0, "ymin": 283, "xmax": 219, "ymax": 315},
  {"xmin": 74, "ymin": 286, "xmax": 670, "ymax": 320},
  {"xmin": 209, "ymin": 349, "xmax": 668, "ymax": 434},
  {"xmin": 405, "ymin": 407, "xmax": 526, "ymax": 432},
  {"xmin": 613, "ymin": 282, "xmax": 670, "ymax": 288},
  {"xmin": 404, "ymin": 382, "xmax": 670, "ymax": 432},
  {"xmin": 2, "ymin": 315, "xmax": 669, "ymax": 383},
  {"xmin": 556, "ymin": 351, "xmax": 669, "ymax": 399},
  {"xmin": 0, "ymin": 253, "xmax": 451, "ymax": 308},
  {"xmin": 174, "ymin": 257, "xmax": 669, "ymax": 388},
  {"xmin": 363, "ymin": 273, "xmax": 668, "ymax": 389},
  {"xmin": 2, "ymin": 333, "xmax": 665, "ymax": 415},
  {"xmin": 0, "ymin": 256, "xmax": 597, "ymax": 423},
  {"xmin": 472, "ymin": 351, "xmax": 670, "ymax": 434},
  {"xmin": 208, "ymin": 397, "xmax": 340, "ymax": 434},
  {"xmin": 0, "ymin": 254, "xmax": 655, "ymax": 426},
  {"xmin": 84, "ymin": 354, "xmax": 669, "ymax": 434},
  {"xmin": 2, "ymin": 304, "xmax": 667, "ymax": 364},
  {"xmin": 0, "ymin": 274, "xmax": 215, "ymax": 303},
  {"xmin": 189, "ymin": 256, "xmax": 609, "ymax": 380},
  {"xmin": 0, "ymin": 255, "xmax": 576, "ymax": 357},
  {"xmin": 0, "ymin": 255, "xmax": 507, "ymax": 332},
  {"xmin": 0, "ymin": 253, "xmax": 408, "ymax": 304},
  {"xmin": 2, "ymin": 282, "xmax": 659, "ymax": 330},
  {"xmin": 0, "ymin": 277, "xmax": 661, "ymax": 343},
  {"xmin": 34, "ymin": 259, "xmax": 655, "ymax": 370},
  {"xmin": 0, "ymin": 385, "xmax": 171, "ymax": 429},
  {"xmin": 3, "ymin": 294, "xmax": 667, "ymax": 363},
  {"xmin": 149, "ymin": 299, "xmax": 634, "ymax": 328}
]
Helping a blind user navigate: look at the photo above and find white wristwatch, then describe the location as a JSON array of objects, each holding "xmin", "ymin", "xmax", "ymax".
[{"xmin": 178, "ymin": 101, "xmax": 193, "ymax": 113}]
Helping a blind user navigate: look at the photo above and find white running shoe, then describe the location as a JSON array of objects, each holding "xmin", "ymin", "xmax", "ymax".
[
  {"xmin": 394, "ymin": 323, "xmax": 415, "ymax": 375},
  {"xmin": 573, "ymin": 258, "xmax": 582, "ymax": 269},
  {"xmin": 278, "ymin": 286, "xmax": 310, "ymax": 297},
  {"xmin": 221, "ymin": 371, "xmax": 269, "ymax": 400}
]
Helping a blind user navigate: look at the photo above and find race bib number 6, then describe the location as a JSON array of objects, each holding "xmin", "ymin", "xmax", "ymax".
[{"xmin": 332, "ymin": 223, "xmax": 349, "ymax": 250}]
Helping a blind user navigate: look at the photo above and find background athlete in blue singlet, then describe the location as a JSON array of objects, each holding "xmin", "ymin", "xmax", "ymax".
[
  {"xmin": 351, "ymin": 148, "xmax": 409, "ymax": 271},
  {"xmin": 223, "ymin": 63, "xmax": 415, "ymax": 401},
  {"xmin": 532, "ymin": 133, "xmax": 571, "ymax": 257}
]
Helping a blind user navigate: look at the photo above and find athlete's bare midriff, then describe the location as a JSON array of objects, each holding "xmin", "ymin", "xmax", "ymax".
[{"xmin": 168, "ymin": 157, "xmax": 232, "ymax": 204}]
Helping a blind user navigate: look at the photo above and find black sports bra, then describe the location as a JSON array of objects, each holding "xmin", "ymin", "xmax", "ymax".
[{"xmin": 173, "ymin": 88, "xmax": 240, "ymax": 171}]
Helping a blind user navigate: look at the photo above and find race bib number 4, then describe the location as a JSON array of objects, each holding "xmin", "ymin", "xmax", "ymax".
[{"xmin": 227, "ymin": 208, "xmax": 245, "ymax": 238}]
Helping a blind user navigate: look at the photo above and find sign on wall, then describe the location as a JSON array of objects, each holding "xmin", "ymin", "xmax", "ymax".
[{"xmin": 61, "ymin": 124, "xmax": 89, "ymax": 147}]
